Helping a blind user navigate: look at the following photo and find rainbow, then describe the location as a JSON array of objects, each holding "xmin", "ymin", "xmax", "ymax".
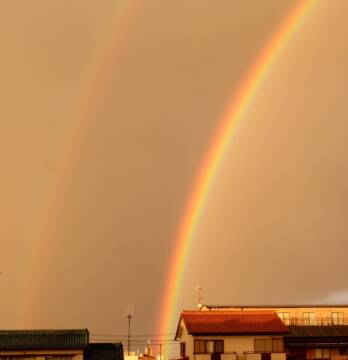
[
  {"xmin": 158, "ymin": 0, "xmax": 316, "ymax": 344},
  {"xmin": 18, "ymin": 0, "xmax": 140, "ymax": 326}
]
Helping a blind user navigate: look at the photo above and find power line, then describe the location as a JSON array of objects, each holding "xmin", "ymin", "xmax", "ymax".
[
  {"xmin": 90, "ymin": 339, "xmax": 178, "ymax": 344},
  {"xmin": 91, "ymin": 333, "xmax": 175, "ymax": 338},
  {"xmin": 90, "ymin": 341, "xmax": 180, "ymax": 348}
]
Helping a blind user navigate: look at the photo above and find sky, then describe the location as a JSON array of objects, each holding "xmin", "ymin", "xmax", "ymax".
[{"xmin": 0, "ymin": 0, "xmax": 348, "ymax": 352}]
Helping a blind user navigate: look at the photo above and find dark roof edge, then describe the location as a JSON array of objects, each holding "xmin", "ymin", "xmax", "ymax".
[
  {"xmin": 188, "ymin": 331, "xmax": 289, "ymax": 336},
  {"xmin": 174, "ymin": 315, "xmax": 184, "ymax": 341},
  {"xmin": 0, "ymin": 329, "xmax": 89, "ymax": 333}
]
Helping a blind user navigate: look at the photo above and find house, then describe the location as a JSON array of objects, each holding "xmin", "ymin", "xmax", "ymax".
[
  {"xmin": 0, "ymin": 329, "xmax": 123, "ymax": 360},
  {"xmin": 0, "ymin": 329, "xmax": 89, "ymax": 360},
  {"xmin": 175, "ymin": 311, "xmax": 288, "ymax": 360},
  {"xmin": 200, "ymin": 305, "xmax": 348, "ymax": 360}
]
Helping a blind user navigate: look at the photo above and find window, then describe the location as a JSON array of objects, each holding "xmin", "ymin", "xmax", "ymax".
[
  {"xmin": 206, "ymin": 341, "xmax": 215, "ymax": 353},
  {"xmin": 194, "ymin": 340, "xmax": 206, "ymax": 354},
  {"xmin": 307, "ymin": 349, "xmax": 315, "ymax": 359},
  {"xmin": 314, "ymin": 349, "xmax": 330, "ymax": 359},
  {"xmin": 272, "ymin": 339, "xmax": 284, "ymax": 353},
  {"xmin": 303, "ymin": 312, "xmax": 316, "ymax": 325},
  {"xmin": 254, "ymin": 338, "xmax": 284, "ymax": 353},
  {"xmin": 213, "ymin": 340, "xmax": 224, "ymax": 354},
  {"xmin": 194, "ymin": 340, "xmax": 224, "ymax": 354},
  {"xmin": 277, "ymin": 312, "xmax": 290, "ymax": 325},
  {"xmin": 332, "ymin": 312, "xmax": 344, "ymax": 325},
  {"xmin": 180, "ymin": 342, "xmax": 186, "ymax": 357},
  {"xmin": 255, "ymin": 339, "xmax": 272, "ymax": 353},
  {"xmin": 339, "ymin": 348, "xmax": 348, "ymax": 355}
]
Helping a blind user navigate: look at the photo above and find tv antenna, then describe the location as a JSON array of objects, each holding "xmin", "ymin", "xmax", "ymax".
[
  {"xmin": 125, "ymin": 306, "xmax": 134, "ymax": 355},
  {"xmin": 196, "ymin": 286, "xmax": 203, "ymax": 308}
]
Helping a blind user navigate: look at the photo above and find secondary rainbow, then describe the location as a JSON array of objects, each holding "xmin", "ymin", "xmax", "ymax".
[
  {"xmin": 158, "ymin": 0, "xmax": 317, "ymax": 340},
  {"xmin": 18, "ymin": 0, "xmax": 139, "ymax": 326}
]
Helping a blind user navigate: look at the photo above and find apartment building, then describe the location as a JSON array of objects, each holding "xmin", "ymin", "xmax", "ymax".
[
  {"xmin": 175, "ymin": 310, "xmax": 288, "ymax": 360},
  {"xmin": 201, "ymin": 306, "xmax": 348, "ymax": 326},
  {"xmin": 200, "ymin": 305, "xmax": 348, "ymax": 360}
]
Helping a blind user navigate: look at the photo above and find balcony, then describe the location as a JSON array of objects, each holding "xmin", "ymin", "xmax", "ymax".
[
  {"xmin": 271, "ymin": 354, "xmax": 286, "ymax": 360},
  {"xmin": 194, "ymin": 354, "xmax": 211, "ymax": 360},
  {"xmin": 221, "ymin": 353, "xmax": 237, "ymax": 360},
  {"xmin": 243, "ymin": 353, "xmax": 261, "ymax": 360},
  {"xmin": 194, "ymin": 353, "xmax": 237, "ymax": 360},
  {"xmin": 194, "ymin": 352, "xmax": 237, "ymax": 360},
  {"xmin": 243, "ymin": 353, "xmax": 286, "ymax": 360}
]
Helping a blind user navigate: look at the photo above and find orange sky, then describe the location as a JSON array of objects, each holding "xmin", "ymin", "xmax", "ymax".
[{"xmin": 0, "ymin": 0, "xmax": 348, "ymax": 350}]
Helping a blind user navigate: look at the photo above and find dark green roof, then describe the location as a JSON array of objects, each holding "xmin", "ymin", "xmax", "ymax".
[
  {"xmin": 285, "ymin": 326, "xmax": 348, "ymax": 347},
  {"xmin": 0, "ymin": 329, "xmax": 89, "ymax": 350},
  {"xmin": 285, "ymin": 326, "xmax": 348, "ymax": 338}
]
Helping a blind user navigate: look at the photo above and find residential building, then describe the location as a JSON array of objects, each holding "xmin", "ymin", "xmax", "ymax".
[
  {"xmin": 200, "ymin": 305, "xmax": 348, "ymax": 360},
  {"xmin": 0, "ymin": 329, "xmax": 123, "ymax": 360},
  {"xmin": 0, "ymin": 329, "xmax": 89, "ymax": 360},
  {"xmin": 175, "ymin": 310, "xmax": 288, "ymax": 360},
  {"xmin": 200, "ymin": 306, "xmax": 348, "ymax": 327}
]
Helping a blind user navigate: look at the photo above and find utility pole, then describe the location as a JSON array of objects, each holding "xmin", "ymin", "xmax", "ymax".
[
  {"xmin": 127, "ymin": 314, "xmax": 131, "ymax": 355},
  {"xmin": 125, "ymin": 306, "xmax": 134, "ymax": 356}
]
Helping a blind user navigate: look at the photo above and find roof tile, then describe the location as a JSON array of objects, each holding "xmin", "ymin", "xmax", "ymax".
[
  {"xmin": 181, "ymin": 311, "xmax": 288, "ymax": 335},
  {"xmin": 0, "ymin": 329, "xmax": 89, "ymax": 350}
]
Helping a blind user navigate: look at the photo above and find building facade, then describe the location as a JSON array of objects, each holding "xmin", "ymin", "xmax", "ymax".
[
  {"xmin": 175, "ymin": 311, "xmax": 288, "ymax": 360},
  {"xmin": 201, "ymin": 306, "xmax": 348, "ymax": 327},
  {"xmin": 200, "ymin": 305, "xmax": 348, "ymax": 360}
]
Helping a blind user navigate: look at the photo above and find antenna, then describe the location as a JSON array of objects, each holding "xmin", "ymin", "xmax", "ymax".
[
  {"xmin": 125, "ymin": 306, "xmax": 134, "ymax": 355},
  {"xmin": 196, "ymin": 286, "xmax": 203, "ymax": 309}
]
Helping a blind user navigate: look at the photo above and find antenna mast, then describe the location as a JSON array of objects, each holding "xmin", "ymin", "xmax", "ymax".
[
  {"xmin": 196, "ymin": 286, "xmax": 203, "ymax": 309},
  {"xmin": 125, "ymin": 306, "xmax": 134, "ymax": 355}
]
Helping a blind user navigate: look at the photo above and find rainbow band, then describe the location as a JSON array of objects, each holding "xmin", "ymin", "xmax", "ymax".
[
  {"xmin": 19, "ymin": 0, "xmax": 137, "ymax": 326},
  {"xmin": 158, "ymin": 0, "xmax": 316, "ymax": 341}
]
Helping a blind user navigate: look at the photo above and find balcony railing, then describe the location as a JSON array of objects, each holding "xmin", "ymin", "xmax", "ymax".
[
  {"xmin": 281, "ymin": 316, "xmax": 348, "ymax": 326},
  {"xmin": 243, "ymin": 352, "xmax": 261, "ymax": 360},
  {"xmin": 194, "ymin": 353, "xmax": 237, "ymax": 360},
  {"xmin": 243, "ymin": 352, "xmax": 286, "ymax": 360}
]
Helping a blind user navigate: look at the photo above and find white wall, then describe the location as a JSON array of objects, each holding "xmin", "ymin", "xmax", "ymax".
[{"xmin": 176, "ymin": 320, "xmax": 284, "ymax": 360}]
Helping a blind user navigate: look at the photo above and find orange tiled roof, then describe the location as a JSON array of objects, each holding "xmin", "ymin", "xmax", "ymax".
[{"xmin": 180, "ymin": 310, "xmax": 288, "ymax": 335}]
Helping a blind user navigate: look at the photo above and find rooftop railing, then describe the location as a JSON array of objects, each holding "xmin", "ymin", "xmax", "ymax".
[{"xmin": 280, "ymin": 316, "xmax": 348, "ymax": 326}]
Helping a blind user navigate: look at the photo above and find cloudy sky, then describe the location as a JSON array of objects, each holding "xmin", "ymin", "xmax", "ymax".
[{"xmin": 0, "ymin": 0, "xmax": 347, "ymax": 351}]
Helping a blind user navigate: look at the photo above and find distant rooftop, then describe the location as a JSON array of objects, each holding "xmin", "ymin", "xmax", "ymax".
[
  {"xmin": 0, "ymin": 329, "xmax": 89, "ymax": 350},
  {"xmin": 202, "ymin": 304, "xmax": 348, "ymax": 309}
]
